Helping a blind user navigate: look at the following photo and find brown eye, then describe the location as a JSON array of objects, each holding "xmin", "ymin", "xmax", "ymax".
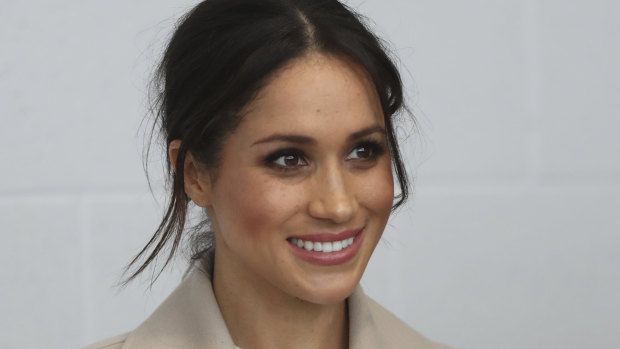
[
  {"xmin": 348, "ymin": 145, "xmax": 373, "ymax": 159},
  {"xmin": 283, "ymin": 154, "xmax": 301, "ymax": 166},
  {"xmin": 273, "ymin": 153, "xmax": 307, "ymax": 168}
]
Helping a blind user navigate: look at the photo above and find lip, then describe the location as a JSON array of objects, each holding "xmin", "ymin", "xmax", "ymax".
[
  {"xmin": 288, "ymin": 228, "xmax": 361, "ymax": 243},
  {"xmin": 287, "ymin": 227, "xmax": 364, "ymax": 266}
]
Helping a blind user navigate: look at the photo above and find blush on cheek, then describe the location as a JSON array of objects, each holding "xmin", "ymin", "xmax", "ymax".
[
  {"xmin": 362, "ymin": 166, "xmax": 395, "ymax": 215},
  {"xmin": 223, "ymin": 174, "xmax": 303, "ymax": 240},
  {"xmin": 375, "ymin": 183, "xmax": 395, "ymax": 216}
]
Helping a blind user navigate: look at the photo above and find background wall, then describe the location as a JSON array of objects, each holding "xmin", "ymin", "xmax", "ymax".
[{"xmin": 1, "ymin": 1, "xmax": 618, "ymax": 348}]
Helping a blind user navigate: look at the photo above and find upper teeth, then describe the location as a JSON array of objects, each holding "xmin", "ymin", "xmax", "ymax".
[{"xmin": 290, "ymin": 237, "xmax": 355, "ymax": 252}]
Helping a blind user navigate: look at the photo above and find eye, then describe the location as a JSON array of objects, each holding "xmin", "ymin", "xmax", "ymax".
[
  {"xmin": 273, "ymin": 153, "xmax": 306, "ymax": 168},
  {"xmin": 348, "ymin": 145, "xmax": 373, "ymax": 159},
  {"xmin": 347, "ymin": 141, "xmax": 385, "ymax": 161},
  {"xmin": 264, "ymin": 148, "xmax": 309, "ymax": 171}
]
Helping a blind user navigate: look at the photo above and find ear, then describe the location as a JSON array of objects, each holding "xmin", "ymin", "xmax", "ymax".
[{"xmin": 169, "ymin": 140, "xmax": 212, "ymax": 207}]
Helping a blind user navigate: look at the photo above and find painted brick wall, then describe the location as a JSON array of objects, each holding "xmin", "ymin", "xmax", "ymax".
[{"xmin": 1, "ymin": 1, "xmax": 618, "ymax": 348}]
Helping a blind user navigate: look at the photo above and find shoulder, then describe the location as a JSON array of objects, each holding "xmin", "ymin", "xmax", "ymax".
[
  {"xmin": 360, "ymin": 293, "xmax": 453, "ymax": 349},
  {"xmin": 82, "ymin": 333, "xmax": 129, "ymax": 349}
]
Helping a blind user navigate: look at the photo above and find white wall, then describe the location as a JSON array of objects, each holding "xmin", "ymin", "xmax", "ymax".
[{"xmin": 1, "ymin": 1, "xmax": 618, "ymax": 348}]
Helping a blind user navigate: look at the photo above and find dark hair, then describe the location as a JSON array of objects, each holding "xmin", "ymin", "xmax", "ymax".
[{"xmin": 124, "ymin": 0, "xmax": 412, "ymax": 284}]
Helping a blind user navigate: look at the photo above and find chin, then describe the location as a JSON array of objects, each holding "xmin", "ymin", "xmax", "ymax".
[{"xmin": 292, "ymin": 269, "xmax": 364, "ymax": 305}]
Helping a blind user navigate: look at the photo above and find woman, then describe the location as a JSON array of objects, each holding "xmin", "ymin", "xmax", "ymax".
[{"xmin": 86, "ymin": 0, "xmax": 450, "ymax": 348}]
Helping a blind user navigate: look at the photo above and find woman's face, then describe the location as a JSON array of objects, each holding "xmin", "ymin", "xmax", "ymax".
[{"xmin": 201, "ymin": 53, "xmax": 394, "ymax": 304}]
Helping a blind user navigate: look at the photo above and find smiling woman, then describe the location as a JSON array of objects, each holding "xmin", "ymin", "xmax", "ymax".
[
  {"xmin": 84, "ymin": 0, "xmax": 450, "ymax": 348},
  {"xmin": 188, "ymin": 54, "xmax": 395, "ymax": 308}
]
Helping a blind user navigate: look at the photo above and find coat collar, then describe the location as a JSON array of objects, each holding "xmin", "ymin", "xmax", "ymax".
[
  {"xmin": 123, "ymin": 249, "xmax": 441, "ymax": 349},
  {"xmin": 124, "ymin": 250, "xmax": 234, "ymax": 349}
]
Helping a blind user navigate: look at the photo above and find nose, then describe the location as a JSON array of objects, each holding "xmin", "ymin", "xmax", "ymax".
[{"xmin": 307, "ymin": 163, "xmax": 356, "ymax": 224}]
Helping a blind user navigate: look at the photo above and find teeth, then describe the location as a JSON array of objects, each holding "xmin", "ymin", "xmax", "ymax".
[
  {"xmin": 332, "ymin": 241, "xmax": 342, "ymax": 251},
  {"xmin": 289, "ymin": 236, "xmax": 356, "ymax": 253}
]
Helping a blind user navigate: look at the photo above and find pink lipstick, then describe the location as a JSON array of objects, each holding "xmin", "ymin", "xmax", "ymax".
[{"xmin": 287, "ymin": 228, "xmax": 364, "ymax": 265}]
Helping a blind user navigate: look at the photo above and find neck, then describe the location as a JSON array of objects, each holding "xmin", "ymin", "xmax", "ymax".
[{"xmin": 212, "ymin": 246, "xmax": 348, "ymax": 349}]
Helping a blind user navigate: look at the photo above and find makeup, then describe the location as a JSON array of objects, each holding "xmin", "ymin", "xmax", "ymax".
[{"xmin": 287, "ymin": 228, "xmax": 364, "ymax": 265}]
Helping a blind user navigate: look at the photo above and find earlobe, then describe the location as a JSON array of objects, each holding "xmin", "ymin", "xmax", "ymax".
[{"xmin": 168, "ymin": 140, "xmax": 212, "ymax": 207}]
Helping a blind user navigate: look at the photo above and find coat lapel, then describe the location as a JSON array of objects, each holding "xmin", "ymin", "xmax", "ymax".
[
  {"xmin": 348, "ymin": 285, "xmax": 447, "ymax": 349},
  {"xmin": 123, "ymin": 262, "xmax": 236, "ymax": 348},
  {"xmin": 348, "ymin": 285, "xmax": 383, "ymax": 349}
]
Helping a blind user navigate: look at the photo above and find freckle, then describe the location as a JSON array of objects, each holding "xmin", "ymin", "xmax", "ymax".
[{"xmin": 316, "ymin": 108, "xmax": 321, "ymax": 113}]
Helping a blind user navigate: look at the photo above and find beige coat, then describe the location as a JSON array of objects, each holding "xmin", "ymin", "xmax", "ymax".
[{"xmin": 85, "ymin": 253, "xmax": 451, "ymax": 349}]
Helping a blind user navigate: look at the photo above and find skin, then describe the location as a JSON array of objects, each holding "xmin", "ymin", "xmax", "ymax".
[{"xmin": 169, "ymin": 53, "xmax": 394, "ymax": 349}]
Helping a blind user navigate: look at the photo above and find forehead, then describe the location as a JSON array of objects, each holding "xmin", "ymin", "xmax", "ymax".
[{"xmin": 236, "ymin": 53, "xmax": 384, "ymax": 141}]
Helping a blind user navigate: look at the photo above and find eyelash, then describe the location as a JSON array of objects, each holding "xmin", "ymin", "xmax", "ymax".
[{"xmin": 263, "ymin": 139, "xmax": 387, "ymax": 173}]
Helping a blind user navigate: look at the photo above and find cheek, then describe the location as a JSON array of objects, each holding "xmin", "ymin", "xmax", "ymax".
[
  {"xmin": 216, "ymin": 171, "xmax": 303, "ymax": 239},
  {"xmin": 358, "ymin": 162, "xmax": 395, "ymax": 215}
]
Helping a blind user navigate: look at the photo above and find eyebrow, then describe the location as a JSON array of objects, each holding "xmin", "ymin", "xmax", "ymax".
[{"xmin": 251, "ymin": 125, "xmax": 386, "ymax": 146}]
